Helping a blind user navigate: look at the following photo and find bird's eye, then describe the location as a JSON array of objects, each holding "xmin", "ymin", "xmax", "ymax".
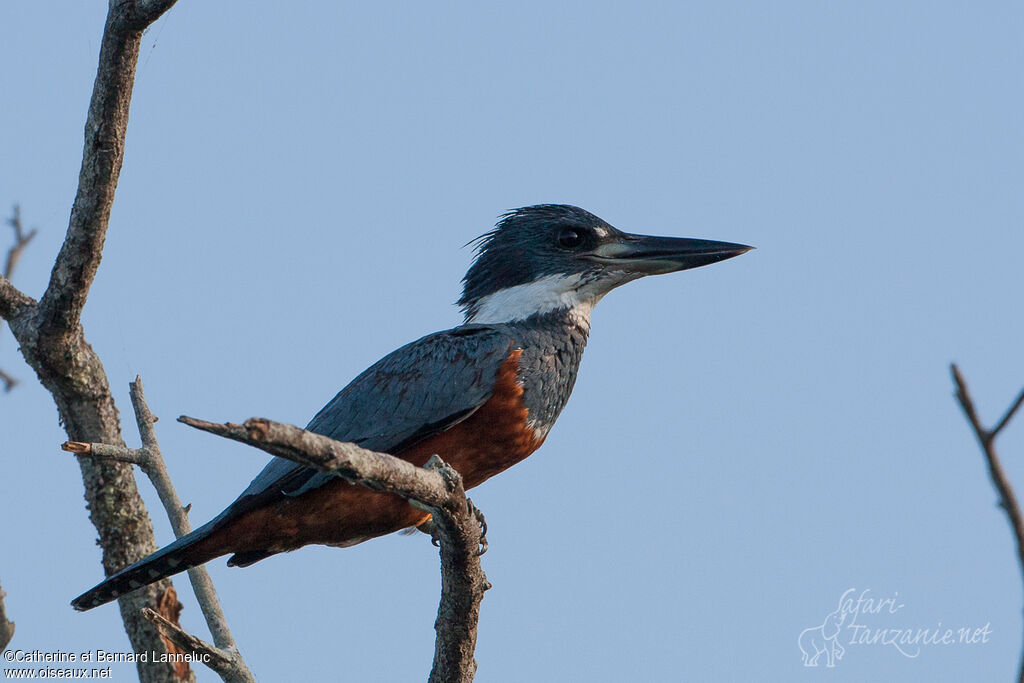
[{"xmin": 557, "ymin": 228, "xmax": 584, "ymax": 249}]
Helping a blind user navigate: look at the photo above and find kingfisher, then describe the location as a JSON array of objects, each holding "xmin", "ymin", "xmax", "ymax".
[{"xmin": 73, "ymin": 204, "xmax": 751, "ymax": 610}]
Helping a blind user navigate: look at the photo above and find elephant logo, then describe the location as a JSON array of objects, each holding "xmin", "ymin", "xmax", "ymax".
[{"xmin": 798, "ymin": 608, "xmax": 846, "ymax": 667}]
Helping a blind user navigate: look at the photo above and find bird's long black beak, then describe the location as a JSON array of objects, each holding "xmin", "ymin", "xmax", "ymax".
[{"xmin": 588, "ymin": 233, "xmax": 754, "ymax": 275}]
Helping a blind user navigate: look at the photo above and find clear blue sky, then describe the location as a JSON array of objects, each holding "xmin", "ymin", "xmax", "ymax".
[{"xmin": 3, "ymin": 2, "xmax": 1023, "ymax": 681}]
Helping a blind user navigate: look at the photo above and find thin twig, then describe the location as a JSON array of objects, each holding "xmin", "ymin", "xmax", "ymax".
[
  {"xmin": 992, "ymin": 387, "xmax": 1024, "ymax": 442},
  {"xmin": 4, "ymin": 206, "xmax": 38, "ymax": 281},
  {"xmin": 0, "ymin": 580, "xmax": 14, "ymax": 651},
  {"xmin": 63, "ymin": 378, "xmax": 255, "ymax": 683},
  {"xmin": 0, "ymin": 205, "xmax": 38, "ymax": 391},
  {"xmin": 179, "ymin": 415, "xmax": 489, "ymax": 683},
  {"xmin": 952, "ymin": 364, "xmax": 1024, "ymax": 683},
  {"xmin": 128, "ymin": 379, "xmax": 248, "ymax": 669},
  {"xmin": 0, "ymin": 369, "xmax": 18, "ymax": 393},
  {"xmin": 62, "ymin": 441, "xmax": 148, "ymax": 464}
]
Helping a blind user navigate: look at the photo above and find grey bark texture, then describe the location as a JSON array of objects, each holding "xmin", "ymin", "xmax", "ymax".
[
  {"xmin": 0, "ymin": 1, "xmax": 193, "ymax": 681},
  {"xmin": 64, "ymin": 377, "xmax": 256, "ymax": 683}
]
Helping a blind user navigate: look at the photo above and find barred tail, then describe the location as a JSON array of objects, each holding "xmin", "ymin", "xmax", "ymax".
[{"xmin": 71, "ymin": 517, "xmax": 225, "ymax": 611}]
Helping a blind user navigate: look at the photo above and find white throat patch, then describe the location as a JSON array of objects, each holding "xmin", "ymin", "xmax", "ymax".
[{"xmin": 466, "ymin": 272, "xmax": 635, "ymax": 327}]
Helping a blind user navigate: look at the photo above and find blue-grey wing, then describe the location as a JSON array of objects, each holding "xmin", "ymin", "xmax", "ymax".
[{"xmin": 233, "ymin": 324, "xmax": 515, "ymax": 504}]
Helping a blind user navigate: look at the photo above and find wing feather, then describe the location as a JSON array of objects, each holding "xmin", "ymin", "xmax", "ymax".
[{"xmin": 232, "ymin": 324, "xmax": 515, "ymax": 504}]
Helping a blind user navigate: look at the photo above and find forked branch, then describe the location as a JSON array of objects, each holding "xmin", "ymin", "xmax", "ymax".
[
  {"xmin": 178, "ymin": 416, "xmax": 490, "ymax": 683},
  {"xmin": 952, "ymin": 364, "xmax": 1024, "ymax": 683},
  {"xmin": 1, "ymin": 2, "xmax": 189, "ymax": 680},
  {"xmin": 63, "ymin": 377, "xmax": 254, "ymax": 683},
  {"xmin": 0, "ymin": 205, "xmax": 39, "ymax": 391}
]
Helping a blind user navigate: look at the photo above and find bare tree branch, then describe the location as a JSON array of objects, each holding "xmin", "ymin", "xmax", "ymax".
[
  {"xmin": 37, "ymin": 0, "xmax": 177, "ymax": 335},
  {"xmin": 141, "ymin": 609, "xmax": 240, "ymax": 680},
  {"xmin": 9, "ymin": 1, "xmax": 488, "ymax": 679},
  {"xmin": 63, "ymin": 377, "xmax": 255, "ymax": 683},
  {"xmin": 0, "ymin": 580, "xmax": 14, "ymax": 652},
  {"xmin": 0, "ymin": 369, "xmax": 18, "ymax": 393},
  {"xmin": 178, "ymin": 416, "xmax": 490, "ymax": 683},
  {"xmin": 427, "ymin": 490, "xmax": 490, "ymax": 683},
  {"xmin": 0, "ymin": 205, "xmax": 39, "ymax": 390},
  {"xmin": 62, "ymin": 441, "xmax": 148, "ymax": 464},
  {"xmin": 127, "ymin": 379, "xmax": 249, "ymax": 669},
  {"xmin": 952, "ymin": 363, "xmax": 1024, "ymax": 683},
  {"xmin": 4, "ymin": 206, "xmax": 38, "ymax": 281},
  {"xmin": 0, "ymin": 1, "xmax": 190, "ymax": 681},
  {"xmin": 0, "ymin": 276, "xmax": 34, "ymax": 322}
]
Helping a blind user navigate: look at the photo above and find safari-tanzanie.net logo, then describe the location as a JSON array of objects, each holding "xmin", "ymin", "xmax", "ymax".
[{"xmin": 798, "ymin": 588, "xmax": 991, "ymax": 667}]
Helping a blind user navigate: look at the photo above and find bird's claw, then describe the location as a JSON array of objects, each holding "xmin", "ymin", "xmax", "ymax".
[
  {"xmin": 416, "ymin": 518, "xmax": 441, "ymax": 547},
  {"xmin": 416, "ymin": 501, "xmax": 486, "ymax": 555},
  {"xmin": 469, "ymin": 500, "xmax": 488, "ymax": 556}
]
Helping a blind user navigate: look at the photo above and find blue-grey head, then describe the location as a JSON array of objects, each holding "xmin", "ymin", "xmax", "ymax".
[{"xmin": 458, "ymin": 204, "xmax": 752, "ymax": 325}]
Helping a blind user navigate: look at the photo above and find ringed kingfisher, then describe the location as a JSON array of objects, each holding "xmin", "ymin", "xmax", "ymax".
[{"xmin": 73, "ymin": 204, "xmax": 751, "ymax": 610}]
